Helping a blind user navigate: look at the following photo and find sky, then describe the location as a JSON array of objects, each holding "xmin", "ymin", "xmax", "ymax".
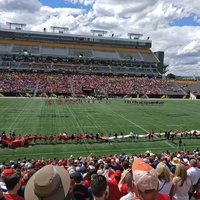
[{"xmin": 0, "ymin": 0, "xmax": 200, "ymax": 76}]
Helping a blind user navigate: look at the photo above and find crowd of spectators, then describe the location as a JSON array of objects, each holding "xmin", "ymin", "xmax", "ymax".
[
  {"xmin": 0, "ymin": 71, "xmax": 196, "ymax": 96},
  {"xmin": 0, "ymin": 150, "xmax": 200, "ymax": 200}
]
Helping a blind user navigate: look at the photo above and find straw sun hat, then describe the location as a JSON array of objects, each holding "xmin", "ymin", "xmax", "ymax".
[{"xmin": 171, "ymin": 157, "xmax": 181, "ymax": 165}]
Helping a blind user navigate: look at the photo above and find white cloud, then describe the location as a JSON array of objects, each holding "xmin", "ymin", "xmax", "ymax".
[
  {"xmin": 0, "ymin": 0, "xmax": 41, "ymax": 12},
  {"xmin": 0, "ymin": 0, "xmax": 200, "ymax": 76},
  {"xmin": 65, "ymin": 0, "xmax": 95, "ymax": 6},
  {"xmin": 177, "ymin": 40, "xmax": 200, "ymax": 55}
]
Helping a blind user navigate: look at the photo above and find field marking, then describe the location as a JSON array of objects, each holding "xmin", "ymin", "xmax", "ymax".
[
  {"xmin": 66, "ymin": 105, "xmax": 84, "ymax": 132},
  {"xmin": 102, "ymin": 105, "xmax": 175, "ymax": 148},
  {"xmin": 83, "ymin": 104, "xmax": 124, "ymax": 146},
  {"xmin": 81, "ymin": 103, "xmax": 108, "ymax": 133},
  {"xmin": 3, "ymin": 99, "xmax": 34, "ymax": 132},
  {"xmin": 166, "ymin": 124, "xmax": 184, "ymax": 127}
]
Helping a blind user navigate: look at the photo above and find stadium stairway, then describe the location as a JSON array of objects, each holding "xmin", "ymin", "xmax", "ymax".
[
  {"xmin": 101, "ymin": 87, "xmax": 107, "ymax": 96},
  {"xmin": 34, "ymin": 79, "xmax": 40, "ymax": 97},
  {"xmin": 173, "ymin": 82, "xmax": 188, "ymax": 95},
  {"xmin": 69, "ymin": 77, "xmax": 75, "ymax": 97}
]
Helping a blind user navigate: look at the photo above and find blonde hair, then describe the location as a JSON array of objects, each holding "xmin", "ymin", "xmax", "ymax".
[
  {"xmin": 156, "ymin": 162, "xmax": 171, "ymax": 182},
  {"xmin": 174, "ymin": 163, "xmax": 188, "ymax": 187}
]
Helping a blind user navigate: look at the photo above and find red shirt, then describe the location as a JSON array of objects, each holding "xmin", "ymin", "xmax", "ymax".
[
  {"xmin": 107, "ymin": 178, "xmax": 124, "ymax": 200},
  {"xmin": 3, "ymin": 193, "xmax": 25, "ymax": 200},
  {"xmin": 119, "ymin": 183, "xmax": 128, "ymax": 194},
  {"xmin": 83, "ymin": 179, "xmax": 91, "ymax": 188}
]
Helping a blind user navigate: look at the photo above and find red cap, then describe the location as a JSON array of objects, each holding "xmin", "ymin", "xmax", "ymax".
[
  {"xmin": 1, "ymin": 168, "xmax": 16, "ymax": 179},
  {"xmin": 114, "ymin": 170, "xmax": 122, "ymax": 177}
]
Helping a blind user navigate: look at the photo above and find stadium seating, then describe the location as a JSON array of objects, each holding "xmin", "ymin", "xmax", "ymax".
[{"xmin": 0, "ymin": 71, "xmax": 198, "ymax": 97}]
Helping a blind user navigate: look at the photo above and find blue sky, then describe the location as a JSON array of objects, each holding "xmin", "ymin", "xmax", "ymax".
[
  {"xmin": 0, "ymin": 0, "xmax": 200, "ymax": 76},
  {"xmin": 39, "ymin": 0, "xmax": 91, "ymax": 9},
  {"xmin": 171, "ymin": 16, "xmax": 199, "ymax": 27},
  {"xmin": 39, "ymin": 0, "xmax": 78, "ymax": 8}
]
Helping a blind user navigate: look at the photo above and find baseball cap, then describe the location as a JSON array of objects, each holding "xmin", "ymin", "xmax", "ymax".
[
  {"xmin": 1, "ymin": 168, "xmax": 16, "ymax": 179},
  {"xmin": 25, "ymin": 165, "xmax": 70, "ymax": 200},
  {"xmin": 132, "ymin": 158, "xmax": 158, "ymax": 192},
  {"xmin": 114, "ymin": 170, "xmax": 122, "ymax": 177}
]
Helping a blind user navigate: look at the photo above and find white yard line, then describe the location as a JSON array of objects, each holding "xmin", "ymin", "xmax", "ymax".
[
  {"xmin": 4, "ymin": 99, "xmax": 34, "ymax": 132},
  {"xmin": 103, "ymin": 105, "xmax": 175, "ymax": 148}
]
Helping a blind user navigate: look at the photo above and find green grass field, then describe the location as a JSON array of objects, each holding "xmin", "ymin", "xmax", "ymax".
[{"xmin": 0, "ymin": 98, "xmax": 199, "ymax": 162}]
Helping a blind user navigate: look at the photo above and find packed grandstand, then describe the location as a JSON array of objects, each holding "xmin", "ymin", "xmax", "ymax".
[{"xmin": 0, "ymin": 23, "xmax": 200, "ymax": 99}]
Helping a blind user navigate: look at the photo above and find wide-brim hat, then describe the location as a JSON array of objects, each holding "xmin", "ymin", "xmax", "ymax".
[
  {"xmin": 171, "ymin": 157, "xmax": 181, "ymax": 165},
  {"xmin": 25, "ymin": 165, "xmax": 70, "ymax": 200}
]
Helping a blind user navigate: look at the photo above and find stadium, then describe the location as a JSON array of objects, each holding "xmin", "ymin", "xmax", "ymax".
[{"xmin": 0, "ymin": 23, "xmax": 200, "ymax": 162}]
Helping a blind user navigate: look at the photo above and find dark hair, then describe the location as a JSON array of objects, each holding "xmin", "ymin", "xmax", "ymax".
[
  {"xmin": 122, "ymin": 160, "xmax": 130, "ymax": 169},
  {"xmin": 73, "ymin": 172, "xmax": 82, "ymax": 183},
  {"xmin": 91, "ymin": 175, "xmax": 107, "ymax": 198},
  {"xmin": 5, "ymin": 171, "xmax": 22, "ymax": 190},
  {"xmin": 125, "ymin": 172, "xmax": 133, "ymax": 190}
]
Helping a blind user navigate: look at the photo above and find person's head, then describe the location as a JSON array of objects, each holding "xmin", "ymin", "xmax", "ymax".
[
  {"xmin": 171, "ymin": 157, "xmax": 181, "ymax": 166},
  {"xmin": 1, "ymin": 168, "xmax": 16, "ymax": 181},
  {"xmin": 114, "ymin": 170, "xmax": 121, "ymax": 181},
  {"xmin": 132, "ymin": 158, "xmax": 159, "ymax": 200},
  {"xmin": 174, "ymin": 163, "xmax": 187, "ymax": 186},
  {"xmin": 73, "ymin": 171, "xmax": 83, "ymax": 184},
  {"xmin": 156, "ymin": 162, "xmax": 171, "ymax": 182},
  {"xmin": 189, "ymin": 158, "xmax": 197, "ymax": 167},
  {"xmin": 125, "ymin": 172, "xmax": 134, "ymax": 193},
  {"xmin": 122, "ymin": 160, "xmax": 130, "ymax": 170},
  {"xmin": 4, "ymin": 171, "xmax": 22, "ymax": 191},
  {"xmin": 91, "ymin": 175, "xmax": 107, "ymax": 200},
  {"xmin": 23, "ymin": 168, "xmax": 37, "ymax": 184},
  {"xmin": 24, "ymin": 165, "xmax": 71, "ymax": 200}
]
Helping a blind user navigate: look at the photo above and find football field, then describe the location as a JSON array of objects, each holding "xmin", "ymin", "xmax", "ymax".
[{"xmin": 0, "ymin": 98, "xmax": 199, "ymax": 162}]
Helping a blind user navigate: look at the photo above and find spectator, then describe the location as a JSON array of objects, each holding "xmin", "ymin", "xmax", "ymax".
[
  {"xmin": 131, "ymin": 158, "xmax": 170, "ymax": 200},
  {"xmin": 3, "ymin": 171, "xmax": 24, "ymax": 200},
  {"xmin": 172, "ymin": 163, "xmax": 193, "ymax": 200},
  {"xmin": 118, "ymin": 169, "xmax": 135, "ymax": 200},
  {"xmin": 170, "ymin": 157, "xmax": 181, "ymax": 174},
  {"xmin": 122, "ymin": 160, "xmax": 130, "ymax": 170},
  {"xmin": 156, "ymin": 162, "xmax": 176, "ymax": 196},
  {"xmin": 97, "ymin": 163, "xmax": 104, "ymax": 175},
  {"xmin": 24, "ymin": 165, "xmax": 72, "ymax": 200},
  {"xmin": 186, "ymin": 158, "xmax": 200, "ymax": 199},
  {"xmin": 90, "ymin": 175, "xmax": 107, "ymax": 200},
  {"xmin": 72, "ymin": 171, "xmax": 90, "ymax": 200},
  {"xmin": 0, "ymin": 168, "xmax": 16, "ymax": 193},
  {"xmin": 106, "ymin": 169, "xmax": 125, "ymax": 200},
  {"xmin": 112, "ymin": 158, "xmax": 123, "ymax": 172},
  {"xmin": 17, "ymin": 168, "xmax": 37, "ymax": 198}
]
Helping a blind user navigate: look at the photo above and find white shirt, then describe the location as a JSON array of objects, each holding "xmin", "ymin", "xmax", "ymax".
[
  {"xmin": 187, "ymin": 166, "xmax": 200, "ymax": 185},
  {"xmin": 158, "ymin": 179, "xmax": 173, "ymax": 195},
  {"xmin": 173, "ymin": 177, "xmax": 192, "ymax": 200},
  {"xmin": 120, "ymin": 192, "xmax": 135, "ymax": 200}
]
